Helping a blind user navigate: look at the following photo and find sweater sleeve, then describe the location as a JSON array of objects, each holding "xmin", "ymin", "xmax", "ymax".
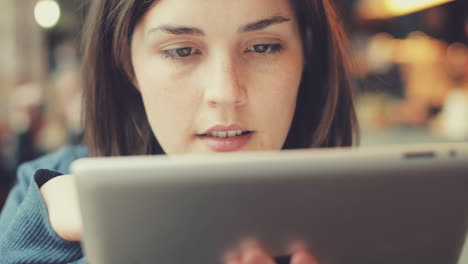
[{"xmin": 0, "ymin": 148, "xmax": 86, "ymax": 264}]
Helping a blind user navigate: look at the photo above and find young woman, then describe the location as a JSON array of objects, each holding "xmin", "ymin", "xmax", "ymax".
[{"xmin": 0, "ymin": 0, "xmax": 358, "ymax": 263}]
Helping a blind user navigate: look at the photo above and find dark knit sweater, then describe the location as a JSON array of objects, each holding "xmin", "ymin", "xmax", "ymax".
[{"xmin": 0, "ymin": 146, "xmax": 87, "ymax": 264}]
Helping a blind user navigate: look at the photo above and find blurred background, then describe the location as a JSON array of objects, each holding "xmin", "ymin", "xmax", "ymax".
[{"xmin": 0, "ymin": 0, "xmax": 467, "ymax": 205}]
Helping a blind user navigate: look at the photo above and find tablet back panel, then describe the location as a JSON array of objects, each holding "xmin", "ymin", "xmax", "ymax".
[{"xmin": 72, "ymin": 144, "xmax": 468, "ymax": 264}]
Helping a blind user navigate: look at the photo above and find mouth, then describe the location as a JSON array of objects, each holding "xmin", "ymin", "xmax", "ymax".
[
  {"xmin": 195, "ymin": 125, "xmax": 255, "ymax": 152},
  {"xmin": 197, "ymin": 130, "xmax": 254, "ymax": 138}
]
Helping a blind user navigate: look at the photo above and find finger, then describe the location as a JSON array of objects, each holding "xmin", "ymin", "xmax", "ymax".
[
  {"xmin": 223, "ymin": 250, "xmax": 241, "ymax": 264},
  {"xmin": 287, "ymin": 241, "xmax": 309, "ymax": 253},
  {"xmin": 225, "ymin": 259, "xmax": 242, "ymax": 264},
  {"xmin": 240, "ymin": 239, "xmax": 263, "ymax": 252},
  {"xmin": 290, "ymin": 251, "xmax": 319, "ymax": 264},
  {"xmin": 242, "ymin": 248, "xmax": 276, "ymax": 264},
  {"xmin": 288, "ymin": 241, "xmax": 319, "ymax": 264},
  {"xmin": 225, "ymin": 257, "xmax": 242, "ymax": 264},
  {"xmin": 240, "ymin": 240, "xmax": 276, "ymax": 264}
]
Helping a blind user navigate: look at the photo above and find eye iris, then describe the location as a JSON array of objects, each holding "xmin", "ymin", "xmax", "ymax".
[
  {"xmin": 254, "ymin": 44, "xmax": 269, "ymax": 53},
  {"xmin": 176, "ymin": 48, "xmax": 192, "ymax": 57}
]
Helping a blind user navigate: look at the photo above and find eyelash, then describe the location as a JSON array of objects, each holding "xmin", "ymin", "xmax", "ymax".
[{"xmin": 161, "ymin": 44, "xmax": 283, "ymax": 60}]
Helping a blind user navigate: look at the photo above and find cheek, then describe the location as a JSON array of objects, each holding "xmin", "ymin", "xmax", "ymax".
[
  {"xmin": 248, "ymin": 56, "xmax": 302, "ymax": 148},
  {"xmin": 136, "ymin": 56, "xmax": 199, "ymax": 113},
  {"xmin": 250, "ymin": 53, "xmax": 303, "ymax": 113},
  {"xmin": 254, "ymin": 74, "xmax": 299, "ymax": 128},
  {"xmin": 136, "ymin": 63, "xmax": 201, "ymax": 152}
]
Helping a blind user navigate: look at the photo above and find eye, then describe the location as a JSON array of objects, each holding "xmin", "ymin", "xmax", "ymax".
[
  {"xmin": 246, "ymin": 44, "xmax": 283, "ymax": 54},
  {"xmin": 162, "ymin": 47, "xmax": 201, "ymax": 58}
]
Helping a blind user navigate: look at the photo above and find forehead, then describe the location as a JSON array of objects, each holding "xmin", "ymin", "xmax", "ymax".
[{"xmin": 139, "ymin": 0, "xmax": 297, "ymax": 33}]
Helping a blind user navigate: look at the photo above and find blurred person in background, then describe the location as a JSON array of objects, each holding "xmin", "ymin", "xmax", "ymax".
[
  {"xmin": 7, "ymin": 80, "xmax": 46, "ymax": 169},
  {"xmin": 37, "ymin": 39, "xmax": 84, "ymax": 152},
  {"xmin": 0, "ymin": 80, "xmax": 46, "ymax": 213},
  {"xmin": 3, "ymin": 40, "xmax": 84, "ymax": 181},
  {"xmin": 0, "ymin": 0, "xmax": 359, "ymax": 263}
]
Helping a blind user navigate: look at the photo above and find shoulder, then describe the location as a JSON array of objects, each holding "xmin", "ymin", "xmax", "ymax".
[{"xmin": 17, "ymin": 145, "xmax": 88, "ymax": 180}]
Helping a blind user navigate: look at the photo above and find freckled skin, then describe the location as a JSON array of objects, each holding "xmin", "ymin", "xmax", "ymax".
[{"xmin": 131, "ymin": 0, "xmax": 304, "ymax": 154}]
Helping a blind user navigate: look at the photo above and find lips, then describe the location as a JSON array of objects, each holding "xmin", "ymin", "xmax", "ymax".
[
  {"xmin": 201, "ymin": 130, "xmax": 253, "ymax": 138},
  {"xmin": 196, "ymin": 124, "xmax": 254, "ymax": 152},
  {"xmin": 199, "ymin": 124, "xmax": 252, "ymax": 136}
]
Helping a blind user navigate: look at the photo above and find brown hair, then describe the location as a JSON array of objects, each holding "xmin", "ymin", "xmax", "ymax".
[{"xmin": 82, "ymin": 0, "xmax": 359, "ymax": 157}]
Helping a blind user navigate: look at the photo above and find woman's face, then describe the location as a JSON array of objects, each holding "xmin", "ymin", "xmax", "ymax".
[{"xmin": 131, "ymin": 0, "xmax": 304, "ymax": 154}]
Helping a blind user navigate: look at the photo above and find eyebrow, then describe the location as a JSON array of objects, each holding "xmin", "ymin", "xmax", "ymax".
[
  {"xmin": 149, "ymin": 26, "xmax": 204, "ymax": 36},
  {"xmin": 147, "ymin": 15, "xmax": 291, "ymax": 36},
  {"xmin": 240, "ymin": 16, "xmax": 291, "ymax": 33}
]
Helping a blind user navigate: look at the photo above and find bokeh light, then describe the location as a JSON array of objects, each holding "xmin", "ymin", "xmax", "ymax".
[{"xmin": 34, "ymin": 0, "xmax": 61, "ymax": 29}]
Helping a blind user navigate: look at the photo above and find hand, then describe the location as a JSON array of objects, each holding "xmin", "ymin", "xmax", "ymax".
[
  {"xmin": 224, "ymin": 240, "xmax": 319, "ymax": 264},
  {"xmin": 40, "ymin": 174, "xmax": 82, "ymax": 242}
]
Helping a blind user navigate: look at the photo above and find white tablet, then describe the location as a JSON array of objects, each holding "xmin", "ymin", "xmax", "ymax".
[{"xmin": 71, "ymin": 143, "xmax": 468, "ymax": 264}]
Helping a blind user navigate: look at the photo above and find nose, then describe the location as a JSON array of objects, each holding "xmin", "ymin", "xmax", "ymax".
[{"xmin": 203, "ymin": 55, "xmax": 247, "ymax": 108}]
